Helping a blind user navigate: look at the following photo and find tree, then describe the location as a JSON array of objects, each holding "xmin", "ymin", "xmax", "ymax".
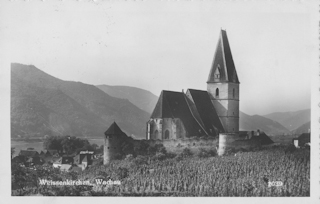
[{"xmin": 43, "ymin": 135, "xmax": 96, "ymax": 155}]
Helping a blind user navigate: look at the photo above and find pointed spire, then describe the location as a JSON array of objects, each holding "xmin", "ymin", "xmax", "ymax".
[{"xmin": 207, "ymin": 30, "xmax": 239, "ymax": 84}]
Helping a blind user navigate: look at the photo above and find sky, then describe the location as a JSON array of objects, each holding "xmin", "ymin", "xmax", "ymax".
[{"xmin": 0, "ymin": 0, "xmax": 318, "ymax": 115}]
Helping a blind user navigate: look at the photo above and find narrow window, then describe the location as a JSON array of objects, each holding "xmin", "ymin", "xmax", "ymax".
[
  {"xmin": 215, "ymin": 88, "xmax": 219, "ymax": 97},
  {"xmin": 233, "ymin": 88, "xmax": 235, "ymax": 98},
  {"xmin": 165, "ymin": 130, "xmax": 170, "ymax": 140}
]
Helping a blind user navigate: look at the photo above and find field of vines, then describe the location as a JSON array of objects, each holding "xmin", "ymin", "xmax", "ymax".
[{"xmin": 78, "ymin": 146, "xmax": 310, "ymax": 197}]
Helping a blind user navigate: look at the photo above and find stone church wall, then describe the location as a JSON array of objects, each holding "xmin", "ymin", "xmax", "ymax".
[{"xmin": 140, "ymin": 137, "xmax": 219, "ymax": 153}]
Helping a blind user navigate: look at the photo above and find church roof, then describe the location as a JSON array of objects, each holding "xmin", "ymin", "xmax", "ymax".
[
  {"xmin": 104, "ymin": 122, "xmax": 127, "ymax": 136},
  {"xmin": 186, "ymin": 89, "xmax": 225, "ymax": 135},
  {"xmin": 150, "ymin": 90, "xmax": 207, "ymax": 136},
  {"xmin": 207, "ymin": 29, "xmax": 239, "ymax": 84},
  {"xmin": 150, "ymin": 90, "xmax": 224, "ymax": 137}
]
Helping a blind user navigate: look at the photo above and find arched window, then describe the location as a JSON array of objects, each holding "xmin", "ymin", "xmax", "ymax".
[
  {"xmin": 215, "ymin": 88, "xmax": 219, "ymax": 97},
  {"xmin": 233, "ymin": 88, "xmax": 235, "ymax": 98},
  {"xmin": 165, "ymin": 130, "xmax": 170, "ymax": 140}
]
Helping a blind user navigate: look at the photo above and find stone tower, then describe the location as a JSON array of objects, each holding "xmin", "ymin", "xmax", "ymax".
[
  {"xmin": 104, "ymin": 122, "xmax": 128, "ymax": 165},
  {"xmin": 207, "ymin": 30, "xmax": 240, "ymax": 133}
]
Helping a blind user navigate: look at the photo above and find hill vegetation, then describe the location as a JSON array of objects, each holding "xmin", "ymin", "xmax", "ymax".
[{"xmin": 11, "ymin": 63, "xmax": 150, "ymax": 139}]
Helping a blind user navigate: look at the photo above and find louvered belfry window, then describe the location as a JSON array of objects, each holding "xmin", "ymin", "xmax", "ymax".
[{"xmin": 214, "ymin": 65, "xmax": 220, "ymax": 79}]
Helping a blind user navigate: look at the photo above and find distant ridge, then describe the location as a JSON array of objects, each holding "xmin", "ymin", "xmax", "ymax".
[
  {"xmin": 239, "ymin": 111, "xmax": 290, "ymax": 135},
  {"xmin": 293, "ymin": 121, "xmax": 310, "ymax": 135},
  {"xmin": 11, "ymin": 63, "xmax": 150, "ymax": 139},
  {"xmin": 263, "ymin": 109, "xmax": 310, "ymax": 131},
  {"xmin": 96, "ymin": 84, "xmax": 158, "ymax": 114}
]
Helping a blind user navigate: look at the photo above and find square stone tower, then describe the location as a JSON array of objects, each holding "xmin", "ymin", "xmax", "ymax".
[{"xmin": 207, "ymin": 30, "xmax": 240, "ymax": 133}]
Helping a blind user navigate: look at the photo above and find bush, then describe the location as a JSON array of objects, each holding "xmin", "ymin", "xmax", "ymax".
[
  {"xmin": 180, "ymin": 148, "xmax": 193, "ymax": 157},
  {"xmin": 197, "ymin": 148, "xmax": 217, "ymax": 158},
  {"xmin": 132, "ymin": 155, "xmax": 149, "ymax": 166},
  {"xmin": 125, "ymin": 154, "xmax": 134, "ymax": 161},
  {"xmin": 116, "ymin": 167, "xmax": 128, "ymax": 179},
  {"xmin": 197, "ymin": 148, "xmax": 209, "ymax": 158},
  {"xmin": 207, "ymin": 148, "xmax": 217, "ymax": 157},
  {"xmin": 153, "ymin": 152, "xmax": 167, "ymax": 161},
  {"xmin": 166, "ymin": 152, "xmax": 177, "ymax": 159},
  {"xmin": 285, "ymin": 144, "xmax": 296, "ymax": 154}
]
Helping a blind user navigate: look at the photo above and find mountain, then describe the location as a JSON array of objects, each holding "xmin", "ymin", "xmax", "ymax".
[
  {"xmin": 239, "ymin": 112, "xmax": 290, "ymax": 135},
  {"xmin": 293, "ymin": 121, "xmax": 310, "ymax": 135},
  {"xmin": 11, "ymin": 63, "xmax": 150, "ymax": 139},
  {"xmin": 96, "ymin": 85, "xmax": 158, "ymax": 114},
  {"xmin": 263, "ymin": 109, "xmax": 310, "ymax": 131}
]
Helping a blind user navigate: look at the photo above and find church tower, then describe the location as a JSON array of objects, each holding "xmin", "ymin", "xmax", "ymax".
[{"xmin": 207, "ymin": 30, "xmax": 240, "ymax": 133}]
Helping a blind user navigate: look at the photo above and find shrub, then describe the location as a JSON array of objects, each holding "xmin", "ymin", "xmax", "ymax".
[
  {"xmin": 132, "ymin": 155, "xmax": 149, "ymax": 166},
  {"xmin": 116, "ymin": 167, "xmax": 128, "ymax": 179},
  {"xmin": 176, "ymin": 143, "xmax": 182, "ymax": 148},
  {"xmin": 197, "ymin": 148, "xmax": 210, "ymax": 158},
  {"xmin": 125, "ymin": 154, "xmax": 134, "ymax": 161},
  {"xmin": 166, "ymin": 152, "xmax": 177, "ymax": 159},
  {"xmin": 180, "ymin": 148, "xmax": 193, "ymax": 157},
  {"xmin": 153, "ymin": 152, "xmax": 166, "ymax": 161},
  {"xmin": 285, "ymin": 144, "xmax": 296, "ymax": 154}
]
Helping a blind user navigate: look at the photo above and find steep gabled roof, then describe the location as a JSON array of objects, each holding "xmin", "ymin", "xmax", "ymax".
[
  {"xmin": 150, "ymin": 90, "xmax": 207, "ymax": 137},
  {"xmin": 207, "ymin": 30, "xmax": 239, "ymax": 84},
  {"xmin": 186, "ymin": 89, "xmax": 225, "ymax": 135},
  {"xmin": 105, "ymin": 122, "xmax": 127, "ymax": 136},
  {"xmin": 150, "ymin": 90, "xmax": 173, "ymax": 118}
]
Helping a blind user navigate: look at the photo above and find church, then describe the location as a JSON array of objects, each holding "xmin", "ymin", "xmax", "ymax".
[{"xmin": 146, "ymin": 30, "xmax": 240, "ymax": 140}]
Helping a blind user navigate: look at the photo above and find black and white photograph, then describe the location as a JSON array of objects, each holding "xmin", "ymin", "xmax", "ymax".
[{"xmin": 0, "ymin": 0, "xmax": 318, "ymax": 201}]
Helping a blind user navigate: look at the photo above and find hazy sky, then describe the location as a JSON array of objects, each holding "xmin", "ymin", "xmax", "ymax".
[{"xmin": 1, "ymin": 0, "xmax": 317, "ymax": 115}]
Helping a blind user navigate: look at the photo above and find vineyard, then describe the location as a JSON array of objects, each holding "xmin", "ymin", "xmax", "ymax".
[
  {"xmin": 12, "ymin": 145, "xmax": 310, "ymax": 196},
  {"xmin": 78, "ymin": 146, "xmax": 309, "ymax": 197}
]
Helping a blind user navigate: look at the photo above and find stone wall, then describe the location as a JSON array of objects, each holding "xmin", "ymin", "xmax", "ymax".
[
  {"xmin": 138, "ymin": 137, "xmax": 219, "ymax": 153},
  {"xmin": 147, "ymin": 118, "xmax": 186, "ymax": 141}
]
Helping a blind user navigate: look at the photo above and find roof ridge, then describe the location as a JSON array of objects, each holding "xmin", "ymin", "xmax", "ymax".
[{"xmin": 183, "ymin": 93, "xmax": 208, "ymax": 136}]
